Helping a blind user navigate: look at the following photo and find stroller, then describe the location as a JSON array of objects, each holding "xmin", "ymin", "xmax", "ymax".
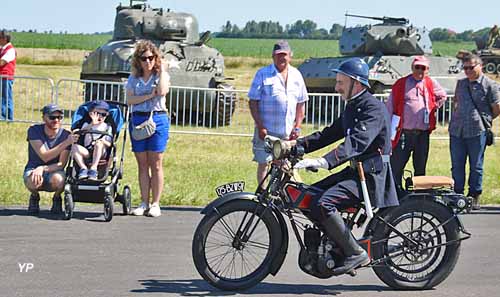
[{"xmin": 63, "ymin": 100, "xmax": 131, "ymax": 222}]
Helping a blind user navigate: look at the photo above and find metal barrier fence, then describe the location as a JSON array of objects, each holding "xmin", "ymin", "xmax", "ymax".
[
  {"xmin": 55, "ymin": 78, "xmax": 127, "ymax": 121},
  {"xmin": 1, "ymin": 75, "xmax": 55, "ymax": 123},
  {"xmin": 1, "ymin": 76, "xmax": 496, "ymax": 138}
]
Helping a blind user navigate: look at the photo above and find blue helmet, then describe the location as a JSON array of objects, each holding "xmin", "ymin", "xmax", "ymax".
[{"xmin": 332, "ymin": 58, "xmax": 370, "ymax": 87}]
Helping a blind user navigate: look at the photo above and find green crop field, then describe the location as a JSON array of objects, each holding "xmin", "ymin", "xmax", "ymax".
[
  {"xmin": 11, "ymin": 32, "xmax": 476, "ymax": 58},
  {"xmin": 12, "ymin": 32, "xmax": 112, "ymax": 50},
  {"xmin": 210, "ymin": 38, "xmax": 476, "ymax": 59}
]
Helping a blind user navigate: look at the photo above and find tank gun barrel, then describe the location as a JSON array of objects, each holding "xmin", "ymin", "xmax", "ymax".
[{"xmin": 345, "ymin": 13, "xmax": 409, "ymax": 25}]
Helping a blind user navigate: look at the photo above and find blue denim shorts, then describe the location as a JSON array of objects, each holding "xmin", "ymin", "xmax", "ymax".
[
  {"xmin": 129, "ymin": 113, "xmax": 170, "ymax": 153},
  {"xmin": 23, "ymin": 168, "xmax": 65, "ymax": 192}
]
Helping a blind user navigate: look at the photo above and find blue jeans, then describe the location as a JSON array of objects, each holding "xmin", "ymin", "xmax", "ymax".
[
  {"xmin": 1, "ymin": 78, "xmax": 14, "ymax": 120},
  {"xmin": 450, "ymin": 132, "xmax": 487, "ymax": 196}
]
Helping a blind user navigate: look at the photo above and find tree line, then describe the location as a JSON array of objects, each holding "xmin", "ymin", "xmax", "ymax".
[
  {"xmin": 217, "ymin": 19, "xmax": 492, "ymax": 42},
  {"xmin": 217, "ymin": 20, "xmax": 343, "ymax": 40},
  {"xmin": 429, "ymin": 27, "xmax": 491, "ymax": 42}
]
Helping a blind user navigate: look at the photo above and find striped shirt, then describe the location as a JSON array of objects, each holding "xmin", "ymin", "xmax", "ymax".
[
  {"xmin": 248, "ymin": 64, "xmax": 308, "ymax": 138},
  {"xmin": 126, "ymin": 73, "xmax": 168, "ymax": 113}
]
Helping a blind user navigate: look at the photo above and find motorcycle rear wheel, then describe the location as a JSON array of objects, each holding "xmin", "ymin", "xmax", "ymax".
[
  {"xmin": 192, "ymin": 200, "xmax": 282, "ymax": 291},
  {"xmin": 371, "ymin": 198, "xmax": 461, "ymax": 290}
]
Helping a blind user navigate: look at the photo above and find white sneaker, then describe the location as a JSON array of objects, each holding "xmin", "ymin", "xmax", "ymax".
[
  {"xmin": 148, "ymin": 203, "xmax": 161, "ymax": 217},
  {"xmin": 131, "ymin": 202, "xmax": 149, "ymax": 216}
]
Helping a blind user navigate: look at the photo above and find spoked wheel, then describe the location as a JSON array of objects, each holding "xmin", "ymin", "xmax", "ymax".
[
  {"xmin": 63, "ymin": 191, "xmax": 74, "ymax": 220},
  {"xmin": 122, "ymin": 186, "xmax": 132, "ymax": 215},
  {"xmin": 192, "ymin": 200, "xmax": 282, "ymax": 291},
  {"xmin": 104, "ymin": 194, "xmax": 113, "ymax": 222},
  {"xmin": 372, "ymin": 198, "xmax": 461, "ymax": 290}
]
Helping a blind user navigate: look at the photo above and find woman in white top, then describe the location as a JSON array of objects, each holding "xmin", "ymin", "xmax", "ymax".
[{"xmin": 126, "ymin": 40, "xmax": 170, "ymax": 217}]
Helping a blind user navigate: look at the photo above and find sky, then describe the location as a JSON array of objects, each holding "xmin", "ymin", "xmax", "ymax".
[{"xmin": 2, "ymin": 0, "xmax": 499, "ymax": 34}]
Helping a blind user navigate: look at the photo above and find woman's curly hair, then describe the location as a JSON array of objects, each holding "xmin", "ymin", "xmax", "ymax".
[{"xmin": 130, "ymin": 40, "xmax": 162, "ymax": 77}]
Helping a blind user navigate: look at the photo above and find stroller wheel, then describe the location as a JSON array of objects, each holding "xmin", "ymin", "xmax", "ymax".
[
  {"xmin": 104, "ymin": 194, "xmax": 114, "ymax": 222},
  {"xmin": 122, "ymin": 186, "xmax": 132, "ymax": 215},
  {"xmin": 63, "ymin": 192, "xmax": 74, "ymax": 220}
]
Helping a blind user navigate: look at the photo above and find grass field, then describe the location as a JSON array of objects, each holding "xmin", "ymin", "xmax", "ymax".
[{"xmin": 2, "ymin": 121, "xmax": 500, "ymax": 207}]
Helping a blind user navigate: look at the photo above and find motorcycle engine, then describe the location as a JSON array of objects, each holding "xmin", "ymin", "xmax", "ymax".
[{"xmin": 298, "ymin": 227, "xmax": 342, "ymax": 279}]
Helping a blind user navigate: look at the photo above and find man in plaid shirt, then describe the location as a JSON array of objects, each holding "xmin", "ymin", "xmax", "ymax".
[
  {"xmin": 248, "ymin": 40, "xmax": 308, "ymax": 187},
  {"xmin": 449, "ymin": 53, "xmax": 500, "ymax": 210}
]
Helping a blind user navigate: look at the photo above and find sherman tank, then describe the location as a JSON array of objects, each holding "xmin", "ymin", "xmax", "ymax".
[
  {"xmin": 298, "ymin": 14, "xmax": 463, "ymax": 94},
  {"xmin": 80, "ymin": 0, "xmax": 235, "ymax": 126},
  {"xmin": 474, "ymin": 26, "xmax": 500, "ymax": 74}
]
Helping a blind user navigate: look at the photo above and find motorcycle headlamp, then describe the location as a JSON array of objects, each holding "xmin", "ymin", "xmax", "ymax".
[{"xmin": 272, "ymin": 140, "xmax": 286, "ymax": 160}]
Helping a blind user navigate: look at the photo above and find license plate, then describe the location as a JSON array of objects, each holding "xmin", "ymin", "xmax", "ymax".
[{"xmin": 215, "ymin": 181, "xmax": 245, "ymax": 197}]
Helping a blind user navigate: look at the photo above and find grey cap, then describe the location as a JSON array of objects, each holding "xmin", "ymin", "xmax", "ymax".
[
  {"xmin": 272, "ymin": 40, "xmax": 291, "ymax": 55},
  {"xmin": 42, "ymin": 103, "xmax": 63, "ymax": 115}
]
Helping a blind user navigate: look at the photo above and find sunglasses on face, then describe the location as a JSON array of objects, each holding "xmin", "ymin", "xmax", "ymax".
[
  {"xmin": 96, "ymin": 112, "xmax": 108, "ymax": 117},
  {"xmin": 48, "ymin": 115, "xmax": 63, "ymax": 121},
  {"xmin": 463, "ymin": 64, "xmax": 478, "ymax": 71},
  {"xmin": 140, "ymin": 55, "xmax": 155, "ymax": 62},
  {"xmin": 414, "ymin": 65, "xmax": 428, "ymax": 71}
]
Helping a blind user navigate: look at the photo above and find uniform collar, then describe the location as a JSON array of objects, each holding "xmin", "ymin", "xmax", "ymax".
[{"xmin": 348, "ymin": 89, "xmax": 367, "ymax": 102}]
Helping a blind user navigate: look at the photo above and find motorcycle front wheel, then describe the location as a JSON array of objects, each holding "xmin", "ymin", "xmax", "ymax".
[
  {"xmin": 371, "ymin": 198, "xmax": 461, "ymax": 290},
  {"xmin": 192, "ymin": 199, "xmax": 282, "ymax": 291}
]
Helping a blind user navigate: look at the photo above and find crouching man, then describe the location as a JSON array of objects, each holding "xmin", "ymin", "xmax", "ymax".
[{"xmin": 23, "ymin": 103, "xmax": 76, "ymax": 215}]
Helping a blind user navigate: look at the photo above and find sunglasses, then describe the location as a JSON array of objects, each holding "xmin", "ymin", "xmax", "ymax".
[
  {"xmin": 48, "ymin": 115, "xmax": 63, "ymax": 121},
  {"xmin": 463, "ymin": 64, "xmax": 478, "ymax": 71},
  {"xmin": 140, "ymin": 55, "xmax": 155, "ymax": 62},
  {"xmin": 96, "ymin": 112, "xmax": 108, "ymax": 117},
  {"xmin": 414, "ymin": 65, "xmax": 428, "ymax": 70}
]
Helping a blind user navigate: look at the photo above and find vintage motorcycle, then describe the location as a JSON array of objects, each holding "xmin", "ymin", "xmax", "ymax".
[{"xmin": 192, "ymin": 137, "xmax": 471, "ymax": 291}]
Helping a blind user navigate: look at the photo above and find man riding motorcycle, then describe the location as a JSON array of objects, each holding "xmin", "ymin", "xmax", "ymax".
[{"xmin": 288, "ymin": 58, "xmax": 399, "ymax": 274}]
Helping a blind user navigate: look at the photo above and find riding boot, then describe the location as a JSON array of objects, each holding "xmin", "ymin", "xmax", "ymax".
[
  {"xmin": 50, "ymin": 194, "xmax": 63, "ymax": 214},
  {"xmin": 321, "ymin": 211, "xmax": 370, "ymax": 275},
  {"xmin": 28, "ymin": 193, "xmax": 40, "ymax": 215},
  {"xmin": 472, "ymin": 194, "xmax": 481, "ymax": 210}
]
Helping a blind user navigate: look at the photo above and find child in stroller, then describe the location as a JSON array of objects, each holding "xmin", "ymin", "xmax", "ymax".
[
  {"xmin": 71, "ymin": 100, "xmax": 112, "ymax": 180},
  {"xmin": 63, "ymin": 100, "xmax": 131, "ymax": 221}
]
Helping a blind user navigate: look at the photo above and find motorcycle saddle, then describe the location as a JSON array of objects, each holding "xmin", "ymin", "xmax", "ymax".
[{"xmin": 408, "ymin": 176, "xmax": 454, "ymax": 190}]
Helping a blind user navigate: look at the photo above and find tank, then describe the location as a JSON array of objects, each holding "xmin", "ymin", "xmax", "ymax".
[
  {"xmin": 298, "ymin": 14, "xmax": 463, "ymax": 94},
  {"xmin": 80, "ymin": 0, "xmax": 235, "ymax": 126},
  {"xmin": 474, "ymin": 28, "xmax": 500, "ymax": 74}
]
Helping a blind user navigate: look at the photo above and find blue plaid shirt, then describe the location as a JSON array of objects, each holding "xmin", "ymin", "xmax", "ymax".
[
  {"xmin": 248, "ymin": 64, "xmax": 308, "ymax": 138},
  {"xmin": 449, "ymin": 75, "xmax": 500, "ymax": 138}
]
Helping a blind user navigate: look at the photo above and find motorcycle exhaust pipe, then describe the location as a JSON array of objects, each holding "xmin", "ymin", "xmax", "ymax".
[{"xmin": 356, "ymin": 162, "xmax": 374, "ymax": 219}]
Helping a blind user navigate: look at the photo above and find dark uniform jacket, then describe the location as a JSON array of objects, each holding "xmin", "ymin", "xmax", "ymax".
[{"xmin": 298, "ymin": 90, "xmax": 399, "ymax": 209}]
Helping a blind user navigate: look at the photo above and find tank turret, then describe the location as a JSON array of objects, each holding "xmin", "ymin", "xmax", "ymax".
[
  {"xmin": 340, "ymin": 14, "xmax": 432, "ymax": 56},
  {"xmin": 80, "ymin": 0, "xmax": 235, "ymax": 126},
  {"xmin": 298, "ymin": 14, "xmax": 462, "ymax": 94}
]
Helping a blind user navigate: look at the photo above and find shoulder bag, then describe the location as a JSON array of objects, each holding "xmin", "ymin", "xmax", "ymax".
[
  {"xmin": 466, "ymin": 84, "xmax": 495, "ymax": 146},
  {"xmin": 131, "ymin": 111, "xmax": 156, "ymax": 141}
]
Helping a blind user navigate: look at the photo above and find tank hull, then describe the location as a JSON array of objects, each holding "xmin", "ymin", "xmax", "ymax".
[
  {"xmin": 298, "ymin": 55, "xmax": 463, "ymax": 94},
  {"xmin": 476, "ymin": 49, "xmax": 500, "ymax": 74}
]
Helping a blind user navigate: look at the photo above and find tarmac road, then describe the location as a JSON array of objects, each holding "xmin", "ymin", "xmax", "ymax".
[{"xmin": 1, "ymin": 204, "xmax": 499, "ymax": 297}]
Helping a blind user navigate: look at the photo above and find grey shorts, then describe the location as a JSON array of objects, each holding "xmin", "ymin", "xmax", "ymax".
[
  {"xmin": 23, "ymin": 168, "xmax": 65, "ymax": 192},
  {"xmin": 252, "ymin": 129, "xmax": 287, "ymax": 164}
]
